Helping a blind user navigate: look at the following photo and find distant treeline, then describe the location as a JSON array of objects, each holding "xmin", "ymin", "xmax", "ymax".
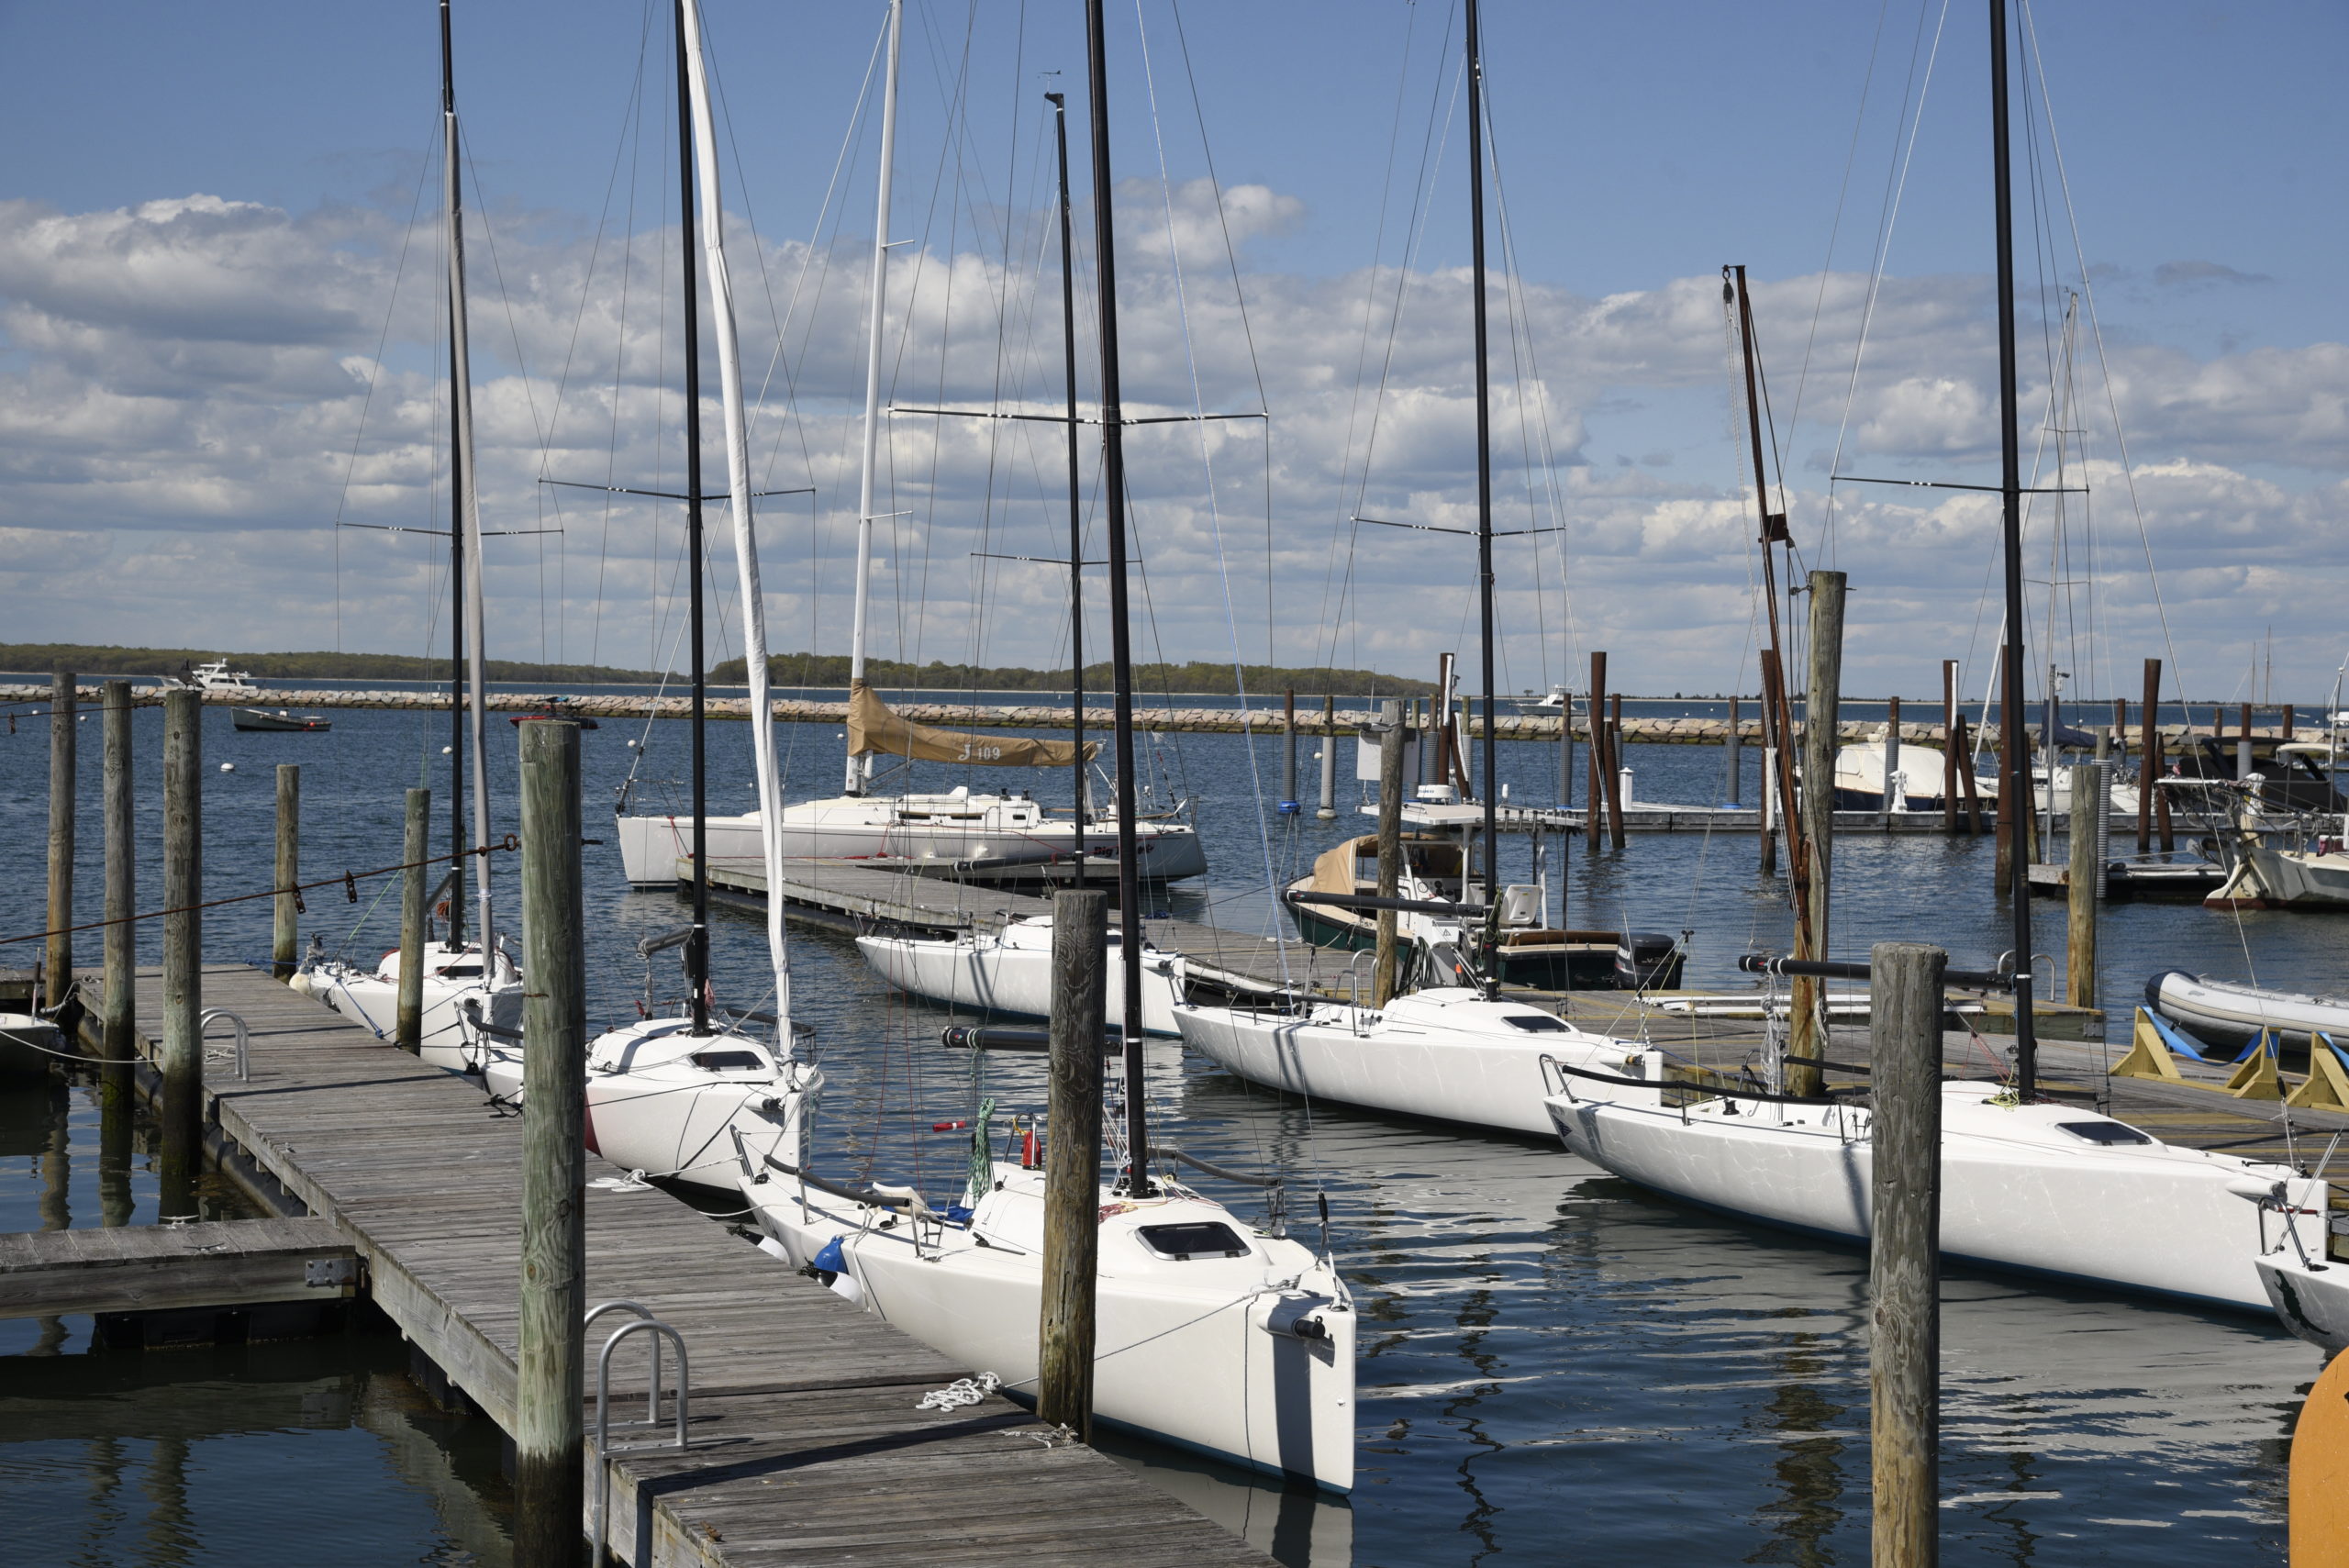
[
  {"xmin": 0, "ymin": 644, "xmax": 672, "ymax": 685},
  {"xmin": 711, "ymin": 652, "xmax": 1439, "ymax": 698}
]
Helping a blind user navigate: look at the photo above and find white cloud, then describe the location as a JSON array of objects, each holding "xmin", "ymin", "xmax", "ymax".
[{"xmin": 2, "ymin": 187, "xmax": 2344, "ymax": 698}]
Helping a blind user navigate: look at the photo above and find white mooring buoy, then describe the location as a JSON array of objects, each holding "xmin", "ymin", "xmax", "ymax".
[{"xmin": 219, "ymin": 762, "xmax": 235, "ymax": 773}]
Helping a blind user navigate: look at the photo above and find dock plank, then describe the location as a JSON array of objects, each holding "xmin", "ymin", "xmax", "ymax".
[{"xmin": 81, "ymin": 963, "xmax": 1276, "ymax": 1568}]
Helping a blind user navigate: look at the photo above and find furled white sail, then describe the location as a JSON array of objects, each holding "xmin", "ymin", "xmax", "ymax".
[{"xmin": 679, "ymin": 0, "xmax": 790, "ymax": 1032}]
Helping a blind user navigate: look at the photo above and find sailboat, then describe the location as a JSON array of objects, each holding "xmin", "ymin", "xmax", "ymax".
[
  {"xmin": 1174, "ymin": 0, "xmax": 1643, "ymax": 1137},
  {"xmin": 1539, "ymin": 0, "xmax": 2334, "ymax": 1315},
  {"xmin": 484, "ymin": 0, "xmax": 819, "ymax": 1195},
  {"xmin": 297, "ymin": 0, "xmax": 522, "ymax": 1070},
  {"xmin": 735, "ymin": 18, "xmax": 1353, "ymax": 1489},
  {"xmin": 612, "ymin": 0, "xmax": 1203, "ymax": 893}
]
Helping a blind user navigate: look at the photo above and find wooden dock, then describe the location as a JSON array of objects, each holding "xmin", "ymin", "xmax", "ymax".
[
  {"xmin": 69, "ymin": 962, "xmax": 1280, "ymax": 1568},
  {"xmin": 0, "ymin": 1216, "xmax": 357, "ymax": 1321}
]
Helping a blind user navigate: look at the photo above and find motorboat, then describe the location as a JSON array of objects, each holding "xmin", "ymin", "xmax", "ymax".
[
  {"xmin": 734, "ymin": 1141, "xmax": 1354, "ymax": 1488},
  {"xmin": 296, "ymin": 937, "xmax": 523, "ymax": 1072},
  {"xmin": 164, "ymin": 659, "xmax": 262, "ymax": 698},
  {"xmin": 856, "ymin": 914, "xmax": 1186, "ymax": 1036},
  {"xmin": 233, "ymin": 707, "xmax": 331, "ymax": 733},
  {"xmin": 616, "ymin": 785, "xmax": 1204, "ymax": 887},
  {"xmin": 1831, "ymin": 731, "xmax": 2139, "ymax": 817},
  {"xmin": 1174, "ymin": 987, "xmax": 1633, "ymax": 1137},
  {"xmin": 2147, "ymin": 969, "xmax": 2349, "ymax": 1051},
  {"xmin": 1543, "ymin": 1059, "xmax": 2329, "ymax": 1312},
  {"xmin": 1283, "ymin": 830, "xmax": 1644, "ymax": 991}
]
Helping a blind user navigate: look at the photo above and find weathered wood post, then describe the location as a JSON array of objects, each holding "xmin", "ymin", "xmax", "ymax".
[
  {"xmin": 1994, "ymin": 713, "xmax": 2017, "ymax": 897},
  {"xmin": 1374, "ymin": 700, "xmax": 1407, "ymax": 1006},
  {"xmin": 1557, "ymin": 690, "xmax": 1575, "ymax": 808},
  {"xmin": 100, "ymin": 681, "xmax": 136, "ymax": 1229},
  {"xmin": 1869, "ymin": 939, "xmax": 1945, "ymax": 1568},
  {"xmin": 158, "ymin": 689, "xmax": 203, "ymax": 1223},
  {"xmin": 1316, "ymin": 694, "xmax": 1337, "ymax": 820},
  {"xmin": 1790, "ymin": 569, "xmax": 1846, "ymax": 1080},
  {"xmin": 1759, "ymin": 655, "xmax": 1783, "ymax": 874},
  {"xmin": 515, "ymin": 720, "xmax": 585, "ymax": 1567},
  {"xmin": 1039, "ymin": 887, "xmax": 1108, "ymax": 1438},
  {"xmin": 272, "ymin": 764, "xmax": 300, "ymax": 981},
  {"xmin": 1280, "ymin": 689, "xmax": 1298, "ymax": 813},
  {"xmin": 398, "ymin": 787, "xmax": 430, "ymax": 1055},
  {"xmin": 1942, "ymin": 661, "xmax": 1960, "ymax": 835},
  {"xmin": 2238, "ymin": 701, "xmax": 2254, "ymax": 783},
  {"xmin": 1586, "ymin": 652, "xmax": 1608, "ymax": 852},
  {"xmin": 46, "ymin": 671, "xmax": 77, "ymax": 1011},
  {"xmin": 1723, "ymin": 695, "xmax": 1742, "ymax": 807},
  {"xmin": 1608, "ymin": 694, "xmax": 1629, "ymax": 847},
  {"xmin": 1882, "ymin": 693, "xmax": 1903, "ymax": 829},
  {"xmin": 2136, "ymin": 658, "xmax": 2160, "ymax": 851},
  {"xmin": 1954, "ymin": 715, "xmax": 1984, "ymax": 836},
  {"xmin": 2066, "ymin": 761, "xmax": 2102, "ymax": 1009}
]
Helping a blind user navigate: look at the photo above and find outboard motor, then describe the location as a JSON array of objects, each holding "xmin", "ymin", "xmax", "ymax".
[{"xmin": 1614, "ymin": 931, "xmax": 1683, "ymax": 992}]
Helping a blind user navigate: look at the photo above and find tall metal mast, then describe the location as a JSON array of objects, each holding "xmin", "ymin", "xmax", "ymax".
[
  {"xmin": 1464, "ymin": 0, "xmax": 1498, "ymax": 944},
  {"xmin": 441, "ymin": 0, "xmax": 494, "ymax": 967},
  {"xmin": 1049, "ymin": 92, "xmax": 1088, "ymax": 885},
  {"xmin": 674, "ymin": 0, "xmax": 711, "ymax": 1037},
  {"xmin": 1085, "ymin": 0, "xmax": 1151, "ymax": 1195},
  {"xmin": 843, "ymin": 0, "xmax": 904, "ymax": 795},
  {"xmin": 440, "ymin": 0, "xmax": 468, "ymax": 949},
  {"xmin": 1990, "ymin": 0, "xmax": 2038, "ymax": 1096}
]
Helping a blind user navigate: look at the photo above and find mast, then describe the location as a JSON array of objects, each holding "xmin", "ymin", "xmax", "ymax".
[
  {"xmin": 1049, "ymin": 91, "xmax": 1088, "ymax": 886},
  {"xmin": 674, "ymin": 0, "xmax": 711, "ymax": 1037},
  {"xmin": 679, "ymin": 0, "xmax": 792, "ymax": 1033},
  {"xmin": 1464, "ymin": 0, "xmax": 1498, "ymax": 952},
  {"xmin": 1990, "ymin": 0, "xmax": 2037, "ymax": 1096},
  {"xmin": 844, "ymin": 0, "xmax": 904, "ymax": 795},
  {"xmin": 440, "ymin": 0, "xmax": 467, "ymax": 950},
  {"xmin": 441, "ymin": 0, "xmax": 494, "ymax": 967},
  {"xmin": 1730, "ymin": 265, "xmax": 1808, "ymax": 921},
  {"xmin": 1085, "ymin": 0, "xmax": 1151, "ymax": 1195}
]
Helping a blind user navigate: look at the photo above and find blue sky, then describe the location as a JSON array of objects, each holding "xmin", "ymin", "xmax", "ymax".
[{"xmin": 1, "ymin": 1, "xmax": 2342, "ymax": 702}]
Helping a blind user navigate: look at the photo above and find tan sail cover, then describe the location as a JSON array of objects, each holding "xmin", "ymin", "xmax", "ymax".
[{"xmin": 847, "ymin": 680, "xmax": 1098, "ymax": 767}]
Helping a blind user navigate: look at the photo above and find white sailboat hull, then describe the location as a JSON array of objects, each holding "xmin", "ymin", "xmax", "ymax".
[
  {"xmin": 295, "ymin": 944, "xmax": 523, "ymax": 1073},
  {"xmin": 1545, "ymin": 1073, "xmax": 2325, "ymax": 1311},
  {"xmin": 616, "ymin": 795, "xmax": 1206, "ymax": 886},
  {"xmin": 1174, "ymin": 990, "xmax": 1634, "ymax": 1137},
  {"xmin": 855, "ymin": 918, "xmax": 1184, "ymax": 1036},
  {"xmin": 2257, "ymin": 1251, "xmax": 2349, "ymax": 1353},
  {"xmin": 741, "ymin": 1162, "xmax": 1354, "ymax": 1489}
]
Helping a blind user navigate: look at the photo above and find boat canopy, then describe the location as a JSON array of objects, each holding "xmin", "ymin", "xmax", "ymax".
[{"xmin": 846, "ymin": 679, "xmax": 1098, "ymax": 768}]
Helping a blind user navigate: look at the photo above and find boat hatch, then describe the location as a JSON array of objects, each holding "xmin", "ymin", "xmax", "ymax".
[
  {"xmin": 1499, "ymin": 1013, "xmax": 1572, "ymax": 1033},
  {"xmin": 1135, "ymin": 1221, "xmax": 1252, "ymax": 1261},
  {"xmin": 437, "ymin": 964, "xmax": 483, "ymax": 978},
  {"xmin": 2056, "ymin": 1120, "xmax": 2153, "ymax": 1146},
  {"xmin": 691, "ymin": 1050, "xmax": 767, "ymax": 1073}
]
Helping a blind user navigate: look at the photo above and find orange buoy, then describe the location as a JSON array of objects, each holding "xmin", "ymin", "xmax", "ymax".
[{"xmin": 2292, "ymin": 1344, "xmax": 2349, "ymax": 1565}]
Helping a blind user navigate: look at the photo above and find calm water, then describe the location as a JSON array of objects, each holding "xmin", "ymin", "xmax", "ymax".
[{"xmin": 1, "ymin": 697, "xmax": 2338, "ymax": 1565}]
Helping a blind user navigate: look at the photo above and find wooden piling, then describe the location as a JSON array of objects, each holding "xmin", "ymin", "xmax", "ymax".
[
  {"xmin": 1281, "ymin": 688, "xmax": 1297, "ymax": 810},
  {"xmin": 158, "ymin": 689, "xmax": 202, "ymax": 1223},
  {"xmin": 1607, "ymin": 694, "xmax": 1628, "ymax": 848},
  {"xmin": 2066, "ymin": 762, "xmax": 2102, "ymax": 1009},
  {"xmin": 1759, "ymin": 655, "xmax": 1782, "ymax": 874},
  {"xmin": 514, "ymin": 720, "xmax": 585, "ymax": 1567},
  {"xmin": 1790, "ymin": 569, "xmax": 1846, "ymax": 1081},
  {"xmin": 398, "ymin": 788, "xmax": 430, "ymax": 1055},
  {"xmin": 1953, "ymin": 715, "xmax": 1983, "ymax": 836},
  {"xmin": 272, "ymin": 764, "xmax": 300, "ymax": 982},
  {"xmin": 1557, "ymin": 689, "xmax": 1575, "ymax": 807},
  {"xmin": 1373, "ymin": 700, "xmax": 1406, "ymax": 1007},
  {"xmin": 1869, "ymin": 940, "xmax": 1945, "ymax": 1568},
  {"xmin": 1316, "ymin": 694, "xmax": 1337, "ymax": 819},
  {"xmin": 1039, "ymin": 887, "xmax": 1108, "ymax": 1439},
  {"xmin": 1724, "ymin": 695, "xmax": 1742, "ymax": 807},
  {"xmin": 1994, "ymin": 719, "xmax": 2016, "ymax": 897},
  {"xmin": 100, "ymin": 681, "xmax": 135, "ymax": 1213},
  {"xmin": 45, "ymin": 672, "xmax": 76, "ymax": 1010},
  {"xmin": 2136, "ymin": 659, "xmax": 2160, "ymax": 851},
  {"xmin": 1942, "ymin": 662, "xmax": 1960, "ymax": 836},
  {"xmin": 1586, "ymin": 652, "xmax": 1608, "ymax": 852},
  {"xmin": 2237, "ymin": 701, "xmax": 2254, "ymax": 781}
]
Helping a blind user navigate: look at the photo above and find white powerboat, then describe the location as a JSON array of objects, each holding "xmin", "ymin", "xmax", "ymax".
[
  {"xmin": 1175, "ymin": 988, "xmax": 1631, "ymax": 1137},
  {"xmin": 163, "ymin": 659, "xmax": 262, "ymax": 698},
  {"xmin": 296, "ymin": 938, "xmax": 522, "ymax": 1072},
  {"xmin": 1544, "ymin": 1059, "xmax": 2329, "ymax": 1312},
  {"xmin": 735, "ymin": 1145, "xmax": 1354, "ymax": 1488},
  {"xmin": 616, "ymin": 786, "xmax": 1206, "ymax": 887},
  {"xmin": 856, "ymin": 914, "xmax": 1186, "ymax": 1036}
]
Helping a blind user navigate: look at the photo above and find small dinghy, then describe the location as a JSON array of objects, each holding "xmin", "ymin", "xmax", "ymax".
[
  {"xmin": 2147, "ymin": 969, "xmax": 2349, "ymax": 1051},
  {"xmin": 233, "ymin": 707, "xmax": 331, "ymax": 732}
]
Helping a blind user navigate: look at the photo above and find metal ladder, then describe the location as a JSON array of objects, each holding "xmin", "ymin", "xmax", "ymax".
[{"xmin": 584, "ymin": 1300, "xmax": 691, "ymax": 1566}]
